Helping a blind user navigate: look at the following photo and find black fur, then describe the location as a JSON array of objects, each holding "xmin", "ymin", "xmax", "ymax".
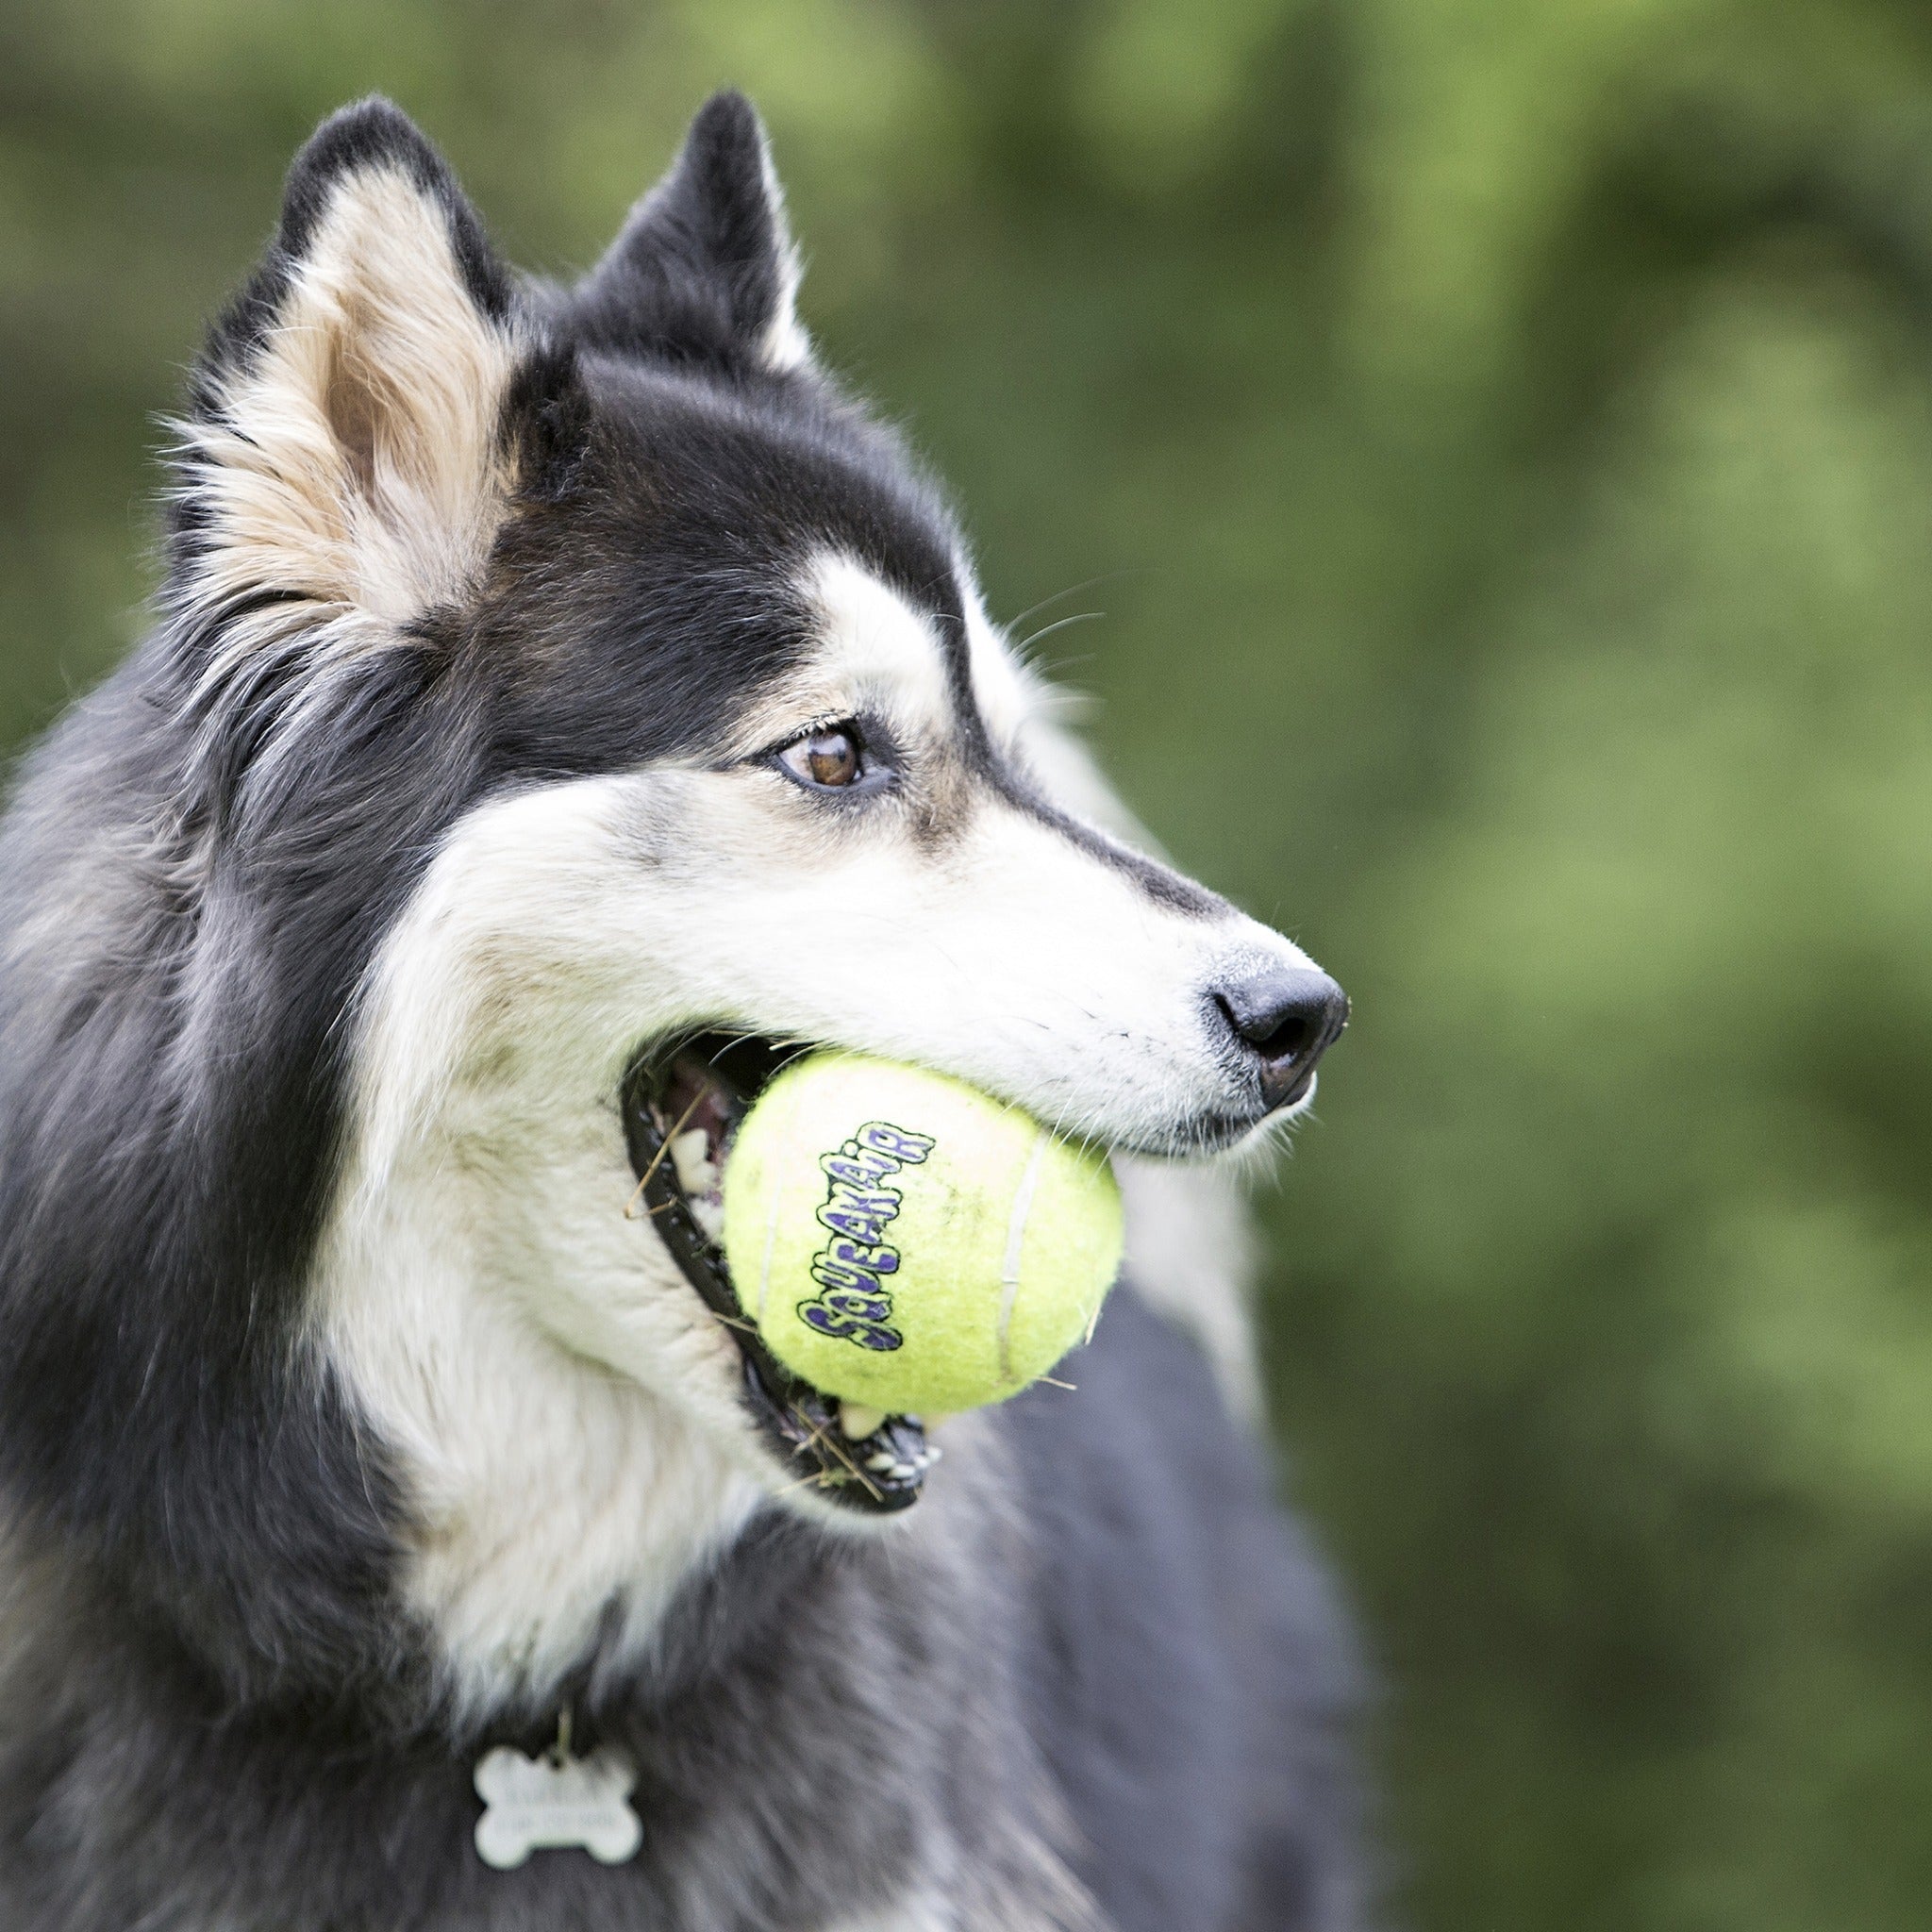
[
  {"xmin": 0, "ymin": 93, "xmax": 1367, "ymax": 1928},
  {"xmin": 574, "ymin": 89, "xmax": 801, "ymax": 374}
]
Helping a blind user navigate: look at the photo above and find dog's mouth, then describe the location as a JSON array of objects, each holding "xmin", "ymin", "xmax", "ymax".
[{"xmin": 620, "ymin": 1032, "xmax": 940, "ymax": 1516}]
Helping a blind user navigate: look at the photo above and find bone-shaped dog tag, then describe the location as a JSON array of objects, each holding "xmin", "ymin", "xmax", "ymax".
[{"xmin": 473, "ymin": 1740, "xmax": 643, "ymax": 1870}]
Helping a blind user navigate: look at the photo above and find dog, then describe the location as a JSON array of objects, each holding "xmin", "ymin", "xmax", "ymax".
[{"xmin": 0, "ymin": 93, "xmax": 1366, "ymax": 1930}]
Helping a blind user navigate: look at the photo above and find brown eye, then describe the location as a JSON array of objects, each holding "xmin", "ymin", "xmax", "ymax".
[{"xmin": 781, "ymin": 725, "xmax": 863, "ymax": 790}]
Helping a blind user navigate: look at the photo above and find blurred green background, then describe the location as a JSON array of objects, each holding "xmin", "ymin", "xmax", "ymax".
[{"xmin": 4, "ymin": 2, "xmax": 1931, "ymax": 1925}]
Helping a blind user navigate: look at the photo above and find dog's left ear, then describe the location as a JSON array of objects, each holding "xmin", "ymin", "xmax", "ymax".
[
  {"xmin": 570, "ymin": 91, "xmax": 810, "ymax": 376},
  {"xmin": 170, "ymin": 97, "xmax": 552, "ymax": 641}
]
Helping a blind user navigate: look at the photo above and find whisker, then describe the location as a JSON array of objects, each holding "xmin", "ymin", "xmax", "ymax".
[
  {"xmin": 1013, "ymin": 609, "xmax": 1106, "ymax": 659},
  {"xmin": 1002, "ymin": 569, "xmax": 1147, "ymax": 634}
]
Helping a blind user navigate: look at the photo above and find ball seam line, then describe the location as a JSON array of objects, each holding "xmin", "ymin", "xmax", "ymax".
[
  {"xmin": 996, "ymin": 1126, "xmax": 1052, "ymax": 1386},
  {"xmin": 755, "ymin": 1158, "xmax": 784, "ymax": 1324}
]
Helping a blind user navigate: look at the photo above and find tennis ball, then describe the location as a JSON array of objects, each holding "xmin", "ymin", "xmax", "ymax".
[{"xmin": 721, "ymin": 1052, "xmax": 1123, "ymax": 1416}]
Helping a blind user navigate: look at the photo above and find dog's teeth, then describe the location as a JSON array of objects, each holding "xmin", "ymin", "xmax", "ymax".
[
  {"xmin": 668, "ymin": 1128, "xmax": 717, "ymax": 1198},
  {"xmin": 864, "ymin": 1452, "xmax": 899, "ymax": 1474},
  {"xmin": 839, "ymin": 1402, "xmax": 885, "ymax": 1441}
]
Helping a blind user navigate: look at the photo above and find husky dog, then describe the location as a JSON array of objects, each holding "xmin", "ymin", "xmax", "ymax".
[{"xmin": 0, "ymin": 94, "xmax": 1364, "ymax": 1931}]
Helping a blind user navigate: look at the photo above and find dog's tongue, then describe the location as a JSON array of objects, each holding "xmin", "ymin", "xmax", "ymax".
[{"xmin": 663, "ymin": 1056, "xmax": 737, "ymax": 1147}]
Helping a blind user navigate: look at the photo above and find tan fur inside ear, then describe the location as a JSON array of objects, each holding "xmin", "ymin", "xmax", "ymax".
[{"xmin": 177, "ymin": 167, "xmax": 521, "ymax": 639}]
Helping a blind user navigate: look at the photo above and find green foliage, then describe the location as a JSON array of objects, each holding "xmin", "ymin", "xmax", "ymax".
[{"xmin": 4, "ymin": 3, "xmax": 1931, "ymax": 1924}]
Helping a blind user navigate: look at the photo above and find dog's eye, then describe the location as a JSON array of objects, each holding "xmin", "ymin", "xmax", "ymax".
[{"xmin": 778, "ymin": 724, "xmax": 864, "ymax": 791}]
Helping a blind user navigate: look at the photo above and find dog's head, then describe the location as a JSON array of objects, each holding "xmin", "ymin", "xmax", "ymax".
[{"xmin": 154, "ymin": 94, "xmax": 1344, "ymax": 1694}]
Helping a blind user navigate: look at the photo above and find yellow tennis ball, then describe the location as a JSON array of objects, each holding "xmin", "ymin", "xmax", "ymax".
[{"xmin": 721, "ymin": 1052, "xmax": 1124, "ymax": 1416}]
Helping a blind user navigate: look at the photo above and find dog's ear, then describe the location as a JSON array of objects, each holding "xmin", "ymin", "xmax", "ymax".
[
  {"xmin": 170, "ymin": 97, "xmax": 543, "ymax": 639},
  {"xmin": 570, "ymin": 90, "xmax": 810, "ymax": 376}
]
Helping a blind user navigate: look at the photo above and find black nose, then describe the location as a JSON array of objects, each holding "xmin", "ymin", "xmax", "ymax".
[{"xmin": 1214, "ymin": 966, "xmax": 1349, "ymax": 1112}]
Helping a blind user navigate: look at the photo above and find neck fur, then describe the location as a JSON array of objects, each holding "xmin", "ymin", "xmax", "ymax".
[{"xmin": 314, "ymin": 1038, "xmax": 769, "ymax": 1719}]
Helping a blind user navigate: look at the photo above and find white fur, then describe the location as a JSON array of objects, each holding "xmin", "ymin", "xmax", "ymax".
[
  {"xmin": 316, "ymin": 553, "xmax": 1309, "ymax": 1706},
  {"xmin": 314, "ymin": 782, "xmax": 770, "ymax": 1709},
  {"xmin": 1113, "ymin": 1155, "xmax": 1262, "ymax": 1424},
  {"xmin": 788, "ymin": 551, "xmax": 957, "ymax": 743},
  {"xmin": 753, "ymin": 125, "xmax": 815, "ymax": 374}
]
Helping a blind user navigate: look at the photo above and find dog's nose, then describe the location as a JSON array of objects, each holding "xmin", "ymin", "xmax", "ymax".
[{"xmin": 1214, "ymin": 966, "xmax": 1349, "ymax": 1112}]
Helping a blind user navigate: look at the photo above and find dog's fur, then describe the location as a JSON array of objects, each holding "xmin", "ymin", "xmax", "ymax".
[{"xmin": 0, "ymin": 95, "xmax": 1367, "ymax": 1930}]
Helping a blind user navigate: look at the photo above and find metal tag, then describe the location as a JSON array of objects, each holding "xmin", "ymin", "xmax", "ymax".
[{"xmin": 473, "ymin": 1728, "xmax": 643, "ymax": 1871}]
